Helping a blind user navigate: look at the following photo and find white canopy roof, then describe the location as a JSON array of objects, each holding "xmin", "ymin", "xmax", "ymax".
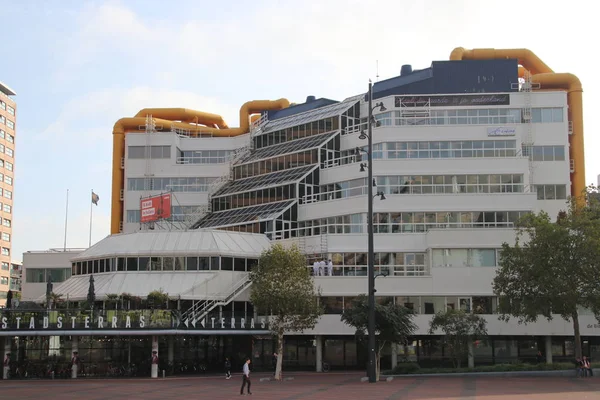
[
  {"xmin": 72, "ymin": 229, "xmax": 271, "ymax": 261},
  {"xmin": 45, "ymin": 271, "xmax": 218, "ymax": 301}
]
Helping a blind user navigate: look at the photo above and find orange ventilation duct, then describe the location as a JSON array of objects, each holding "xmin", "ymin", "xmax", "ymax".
[
  {"xmin": 134, "ymin": 108, "xmax": 229, "ymax": 128},
  {"xmin": 111, "ymin": 99, "xmax": 290, "ymax": 234},
  {"xmin": 450, "ymin": 47, "xmax": 584, "ymax": 200}
]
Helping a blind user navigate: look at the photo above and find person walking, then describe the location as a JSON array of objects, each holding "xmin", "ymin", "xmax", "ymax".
[
  {"xmin": 225, "ymin": 357, "xmax": 231, "ymax": 379},
  {"xmin": 240, "ymin": 358, "xmax": 252, "ymax": 396}
]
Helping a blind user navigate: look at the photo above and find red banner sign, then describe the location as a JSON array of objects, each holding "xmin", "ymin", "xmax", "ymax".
[{"xmin": 140, "ymin": 193, "xmax": 172, "ymax": 223}]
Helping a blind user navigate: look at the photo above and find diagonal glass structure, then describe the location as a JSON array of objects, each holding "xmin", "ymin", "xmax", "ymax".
[
  {"xmin": 192, "ymin": 200, "xmax": 296, "ymax": 229},
  {"xmin": 262, "ymin": 94, "xmax": 363, "ymax": 134},
  {"xmin": 238, "ymin": 131, "xmax": 338, "ymax": 164},
  {"xmin": 212, "ymin": 165, "xmax": 318, "ymax": 197}
]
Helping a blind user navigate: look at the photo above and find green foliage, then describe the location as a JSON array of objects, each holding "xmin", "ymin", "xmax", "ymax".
[
  {"xmin": 341, "ymin": 295, "xmax": 417, "ymax": 378},
  {"xmin": 428, "ymin": 309, "xmax": 488, "ymax": 368},
  {"xmin": 147, "ymin": 289, "xmax": 169, "ymax": 309},
  {"xmin": 388, "ymin": 362, "xmax": 581, "ymax": 375},
  {"xmin": 391, "ymin": 362, "xmax": 421, "ymax": 374},
  {"xmin": 250, "ymin": 243, "xmax": 323, "ymax": 380},
  {"xmin": 493, "ymin": 190, "xmax": 600, "ymax": 360}
]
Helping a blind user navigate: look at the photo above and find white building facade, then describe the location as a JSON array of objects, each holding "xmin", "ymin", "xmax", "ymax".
[{"xmin": 5, "ymin": 58, "xmax": 591, "ymax": 374}]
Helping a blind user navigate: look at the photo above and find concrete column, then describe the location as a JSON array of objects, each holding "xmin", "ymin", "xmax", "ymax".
[
  {"xmin": 151, "ymin": 335, "xmax": 159, "ymax": 378},
  {"xmin": 71, "ymin": 336, "xmax": 79, "ymax": 379},
  {"xmin": 545, "ymin": 336, "xmax": 553, "ymax": 364},
  {"xmin": 315, "ymin": 335, "xmax": 323, "ymax": 372},
  {"xmin": 467, "ymin": 340, "xmax": 474, "ymax": 368},
  {"xmin": 391, "ymin": 343, "xmax": 398, "ymax": 369},
  {"xmin": 3, "ymin": 337, "xmax": 11, "ymax": 379},
  {"xmin": 168, "ymin": 336, "xmax": 174, "ymax": 364}
]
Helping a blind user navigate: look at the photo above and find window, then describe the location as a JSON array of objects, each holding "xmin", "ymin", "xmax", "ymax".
[
  {"xmin": 4, "ymin": 190, "xmax": 11, "ymax": 199},
  {"xmin": 4, "ymin": 176, "xmax": 11, "ymax": 185},
  {"xmin": 0, "ymin": 115, "xmax": 4, "ymax": 124},
  {"xmin": 7, "ymin": 134, "xmax": 14, "ymax": 143},
  {"xmin": 0, "ymin": 159, "xmax": 3, "ymax": 168},
  {"xmin": 126, "ymin": 210, "xmax": 140, "ymax": 223},
  {"xmin": 432, "ymin": 248, "xmax": 498, "ymax": 267},
  {"xmin": 128, "ymin": 145, "xmax": 171, "ymax": 159},
  {"xmin": 127, "ymin": 176, "xmax": 216, "ymax": 192},
  {"xmin": 0, "ymin": 101, "xmax": 4, "ymax": 110},
  {"xmin": 5, "ymin": 162, "xmax": 12, "ymax": 171},
  {"xmin": 5, "ymin": 148, "xmax": 13, "ymax": 158},
  {"xmin": 1, "ymin": 247, "xmax": 9, "ymax": 256},
  {"xmin": 1, "ymin": 262, "xmax": 8, "ymax": 270},
  {"xmin": 523, "ymin": 145, "xmax": 566, "ymax": 161},
  {"xmin": 1, "ymin": 232, "xmax": 9, "ymax": 242},
  {"xmin": 0, "ymin": 277, "xmax": 7, "ymax": 285},
  {"xmin": 178, "ymin": 150, "xmax": 233, "ymax": 164},
  {"xmin": 3, "ymin": 204, "xmax": 11, "ymax": 213},
  {"xmin": 535, "ymin": 184, "xmax": 568, "ymax": 200},
  {"xmin": 0, "ymin": 144, "xmax": 4, "ymax": 153},
  {"xmin": 6, "ymin": 105, "xmax": 14, "ymax": 116},
  {"xmin": 6, "ymin": 120, "xmax": 14, "ymax": 130},
  {"xmin": 0, "ymin": 129, "xmax": 4, "ymax": 139},
  {"xmin": 531, "ymin": 107, "xmax": 564, "ymax": 123}
]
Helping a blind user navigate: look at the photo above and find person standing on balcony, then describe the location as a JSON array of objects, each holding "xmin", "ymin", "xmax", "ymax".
[
  {"xmin": 328, "ymin": 259, "xmax": 333, "ymax": 276},
  {"xmin": 319, "ymin": 259, "xmax": 326, "ymax": 276},
  {"xmin": 312, "ymin": 260, "xmax": 319, "ymax": 276}
]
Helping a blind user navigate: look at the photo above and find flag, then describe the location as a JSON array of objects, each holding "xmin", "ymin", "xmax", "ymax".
[{"xmin": 92, "ymin": 191, "xmax": 99, "ymax": 205}]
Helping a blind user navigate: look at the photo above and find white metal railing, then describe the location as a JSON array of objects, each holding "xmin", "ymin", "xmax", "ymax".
[
  {"xmin": 176, "ymin": 155, "xmax": 231, "ymax": 164},
  {"xmin": 180, "ymin": 275, "xmax": 252, "ymax": 325},
  {"xmin": 301, "ymin": 184, "xmax": 530, "ymax": 205},
  {"xmin": 250, "ymin": 113, "xmax": 269, "ymax": 137},
  {"xmin": 120, "ymin": 157, "xmax": 125, "ymax": 169},
  {"xmin": 570, "ymin": 159, "xmax": 575, "ymax": 173},
  {"xmin": 306, "ymin": 264, "xmax": 428, "ymax": 277},
  {"xmin": 568, "ymin": 120, "xmax": 574, "ymax": 135}
]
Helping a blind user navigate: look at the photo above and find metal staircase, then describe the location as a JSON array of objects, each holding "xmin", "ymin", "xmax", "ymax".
[{"xmin": 180, "ymin": 275, "xmax": 252, "ymax": 328}]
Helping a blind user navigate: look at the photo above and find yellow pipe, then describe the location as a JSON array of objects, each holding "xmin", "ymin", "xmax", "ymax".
[
  {"xmin": 450, "ymin": 47, "xmax": 554, "ymax": 75},
  {"xmin": 449, "ymin": 48, "xmax": 584, "ymax": 200},
  {"xmin": 111, "ymin": 99, "xmax": 290, "ymax": 234},
  {"xmin": 134, "ymin": 108, "xmax": 229, "ymax": 129}
]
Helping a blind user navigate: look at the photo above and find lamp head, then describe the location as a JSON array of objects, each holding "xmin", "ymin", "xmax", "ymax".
[
  {"xmin": 377, "ymin": 102, "xmax": 387, "ymax": 112},
  {"xmin": 355, "ymin": 147, "xmax": 361, "ymax": 155},
  {"xmin": 372, "ymin": 179, "xmax": 377, "ymax": 187},
  {"xmin": 378, "ymin": 192, "xmax": 386, "ymax": 200},
  {"xmin": 360, "ymin": 163, "xmax": 366, "ymax": 172},
  {"xmin": 359, "ymin": 131, "xmax": 368, "ymax": 140}
]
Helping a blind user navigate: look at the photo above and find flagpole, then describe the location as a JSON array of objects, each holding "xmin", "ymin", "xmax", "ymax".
[
  {"xmin": 89, "ymin": 189, "xmax": 93, "ymax": 248},
  {"xmin": 63, "ymin": 189, "xmax": 69, "ymax": 251}
]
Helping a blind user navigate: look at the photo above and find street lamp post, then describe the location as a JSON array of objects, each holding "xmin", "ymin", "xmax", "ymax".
[{"xmin": 359, "ymin": 80, "xmax": 386, "ymax": 383}]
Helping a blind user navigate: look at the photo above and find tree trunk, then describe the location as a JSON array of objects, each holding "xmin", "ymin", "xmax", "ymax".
[
  {"xmin": 275, "ymin": 330, "xmax": 284, "ymax": 381},
  {"xmin": 572, "ymin": 311, "xmax": 582, "ymax": 360}
]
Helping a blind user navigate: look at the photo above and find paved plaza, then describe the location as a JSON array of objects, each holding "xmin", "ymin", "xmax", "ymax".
[{"xmin": 1, "ymin": 372, "xmax": 600, "ymax": 399}]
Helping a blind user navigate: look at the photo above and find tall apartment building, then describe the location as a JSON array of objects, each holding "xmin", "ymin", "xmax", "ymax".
[{"xmin": 0, "ymin": 82, "xmax": 16, "ymax": 307}]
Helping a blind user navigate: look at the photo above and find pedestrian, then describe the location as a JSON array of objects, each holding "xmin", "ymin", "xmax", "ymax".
[
  {"xmin": 583, "ymin": 356, "xmax": 593, "ymax": 377},
  {"xmin": 272, "ymin": 352, "xmax": 278, "ymax": 376},
  {"xmin": 225, "ymin": 357, "xmax": 231, "ymax": 379},
  {"xmin": 240, "ymin": 358, "xmax": 252, "ymax": 396}
]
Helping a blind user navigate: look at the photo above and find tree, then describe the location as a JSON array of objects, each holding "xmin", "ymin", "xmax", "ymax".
[
  {"xmin": 493, "ymin": 193, "xmax": 600, "ymax": 361},
  {"xmin": 341, "ymin": 295, "xmax": 416, "ymax": 380},
  {"xmin": 428, "ymin": 309, "xmax": 488, "ymax": 368},
  {"xmin": 250, "ymin": 243, "xmax": 323, "ymax": 381},
  {"xmin": 147, "ymin": 289, "xmax": 169, "ymax": 309}
]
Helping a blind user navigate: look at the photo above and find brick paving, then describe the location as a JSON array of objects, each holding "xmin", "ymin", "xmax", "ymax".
[{"xmin": 1, "ymin": 372, "xmax": 600, "ymax": 399}]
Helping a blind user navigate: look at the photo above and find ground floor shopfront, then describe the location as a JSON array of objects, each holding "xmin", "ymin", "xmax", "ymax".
[{"xmin": 1, "ymin": 333, "xmax": 599, "ymax": 378}]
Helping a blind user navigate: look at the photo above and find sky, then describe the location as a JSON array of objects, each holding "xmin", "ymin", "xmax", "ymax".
[{"xmin": 1, "ymin": 0, "xmax": 596, "ymax": 261}]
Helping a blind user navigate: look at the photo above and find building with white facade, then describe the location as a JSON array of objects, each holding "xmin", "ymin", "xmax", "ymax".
[{"xmin": 3, "ymin": 48, "xmax": 590, "ymax": 376}]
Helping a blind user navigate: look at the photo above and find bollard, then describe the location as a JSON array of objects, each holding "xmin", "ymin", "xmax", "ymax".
[{"xmin": 162, "ymin": 370, "xmax": 166, "ymax": 379}]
